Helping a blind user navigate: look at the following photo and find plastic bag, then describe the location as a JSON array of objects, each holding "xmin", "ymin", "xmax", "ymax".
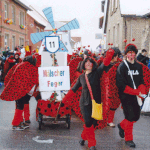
[{"xmin": 141, "ymin": 91, "xmax": 150, "ymax": 112}]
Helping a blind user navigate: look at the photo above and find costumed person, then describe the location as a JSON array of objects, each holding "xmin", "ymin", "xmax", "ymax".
[
  {"xmin": 98, "ymin": 47, "xmax": 121, "ymax": 127},
  {"xmin": 116, "ymin": 44, "xmax": 147, "ymax": 148},
  {"xmin": 25, "ymin": 45, "xmax": 31, "ymax": 57},
  {"xmin": 97, "ymin": 53, "xmax": 104, "ymax": 66},
  {"xmin": 63, "ymin": 57, "xmax": 103, "ymax": 150},
  {"xmin": 23, "ymin": 53, "xmax": 41, "ymax": 124},
  {"xmin": 0, "ymin": 55, "xmax": 38, "ymax": 130},
  {"xmin": 3, "ymin": 52, "xmax": 22, "ymax": 78},
  {"xmin": 0, "ymin": 57, "xmax": 4, "ymax": 85}
]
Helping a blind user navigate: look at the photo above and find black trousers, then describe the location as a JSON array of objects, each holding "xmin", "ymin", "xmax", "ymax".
[
  {"xmin": 82, "ymin": 104, "xmax": 97, "ymax": 127},
  {"xmin": 16, "ymin": 94, "xmax": 31, "ymax": 110}
]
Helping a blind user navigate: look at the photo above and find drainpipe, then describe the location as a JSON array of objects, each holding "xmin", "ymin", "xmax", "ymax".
[
  {"xmin": 0, "ymin": 0, "xmax": 3, "ymax": 51},
  {"xmin": 124, "ymin": 16, "xmax": 127, "ymax": 47}
]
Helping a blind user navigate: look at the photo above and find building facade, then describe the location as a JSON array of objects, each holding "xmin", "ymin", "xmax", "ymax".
[
  {"xmin": 0, "ymin": 0, "xmax": 32, "ymax": 51},
  {"xmin": 0, "ymin": 0, "xmax": 47, "ymax": 52},
  {"xmin": 26, "ymin": 14, "xmax": 45, "ymax": 51},
  {"xmin": 101, "ymin": 0, "xmax": 150, "ymax": 52}
]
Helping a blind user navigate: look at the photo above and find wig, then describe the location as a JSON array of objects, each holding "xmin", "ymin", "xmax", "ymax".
[{"xmin": 82, "ymin": 57, "xmax": 97, "ymax": 71}]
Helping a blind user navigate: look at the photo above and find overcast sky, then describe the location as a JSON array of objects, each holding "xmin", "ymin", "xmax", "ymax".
[{"xmin": 24, "ymin": 0, "xmax": 103, "ymax": 50}]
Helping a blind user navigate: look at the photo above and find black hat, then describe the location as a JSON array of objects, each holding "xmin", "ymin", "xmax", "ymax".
[
  {"xmin": 125, "ymin": 44, "xmax": 138, "ymax": 55},
  {"xmin": 84, "ymin": 50, "xmax": 91, "ymax": 56},
  {"xmin": 110, "ymin": 47, "xmax": 121, "ymax": 58}
]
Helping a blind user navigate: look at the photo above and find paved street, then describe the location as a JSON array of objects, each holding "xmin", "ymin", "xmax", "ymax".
[{"xmin": 0, "ymin": 86, "xmax": 150, "ymax": 150}]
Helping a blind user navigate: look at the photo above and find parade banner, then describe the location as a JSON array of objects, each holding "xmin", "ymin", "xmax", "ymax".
[{"xmin": 38, "ymin": 66, "xmax": 70, "ymax": 91}]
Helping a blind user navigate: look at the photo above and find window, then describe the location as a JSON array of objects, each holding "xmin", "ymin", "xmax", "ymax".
[
  {"xmin": 26, "ymin": 40, "xmax": 29, "ymax": 45},
  {"xmin": 108, "ymin": 30, "xmax": 110, "ymax": 44},
  {"xmin": 117, "ymin": 24, "xmax": 119, "ymax": 44},
  {"xmin": 101, "ymin": 0, "xmax": 105, "ymax": 13},
  {"xmin": 12, "ymin": 6, "xmax": 15, "ymax": 24},
  {"xmin": 12, "ymin": 36, "xmax": 16, "ymax": 50},
  {"xmin": 111, "ymin": 0, "xmax": 114, "ymax": 12},
  {"xmin": 5, "ymin": 33, "xmax": 9, "ymax": 47},
  {"xmin": 113, "ymin": 26, "xmax": 115, "ymax": 46},
  {"xmin": 115, "ymin": 0, "xmax": 118, "ymax": 8},
  {"xmin": 36, "ymin": 27, "xmax": 40, "ymax": 33},
  {"xmin": 113, "ymin": 0, "xmax": 116, "ymax": 10},
  {"xmin": 4, "ymin": 2, "xmax": 8, "ymax": 18},
  {"xmin": 20, "ymin": 11, "xmax": 24, "ymax": 25},
  {"xmin": 19, "ymin": 37, "xmax": 24, "ymax": 47}
]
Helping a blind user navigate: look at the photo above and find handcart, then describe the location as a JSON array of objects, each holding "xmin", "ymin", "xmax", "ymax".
[{"xmin": 36, "ymin": 91, "xmax": 71, "ymax": 130}]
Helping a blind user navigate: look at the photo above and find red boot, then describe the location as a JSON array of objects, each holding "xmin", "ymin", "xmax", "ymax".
[
  {"xmin": 85, "ymin": 125, "xmax": 96, "ymax": 148},
  {"xmin": 12, "ymin": 109, "xmax": 23, "ymax": 126},
  {"xmin": 120, "ymin": 119, "xmax": 135, "ymax": 141},
  {"xmin": 79, "ymin": 124, "xmax": 87, "ymax": 146},
  {"xmin": 12, "ymin": 109, "xmax": 25, "ymax": 130},
  {"xmin": 124, "ymin": 120, "xmax": 134, "ymax": 141},
  {"xmin": 81, "ymin": 124, "xmax": 87, "ymax": 140},
  {"xmin": 24, "ymin": 104, "xmax": 30, "ymax": 123}
]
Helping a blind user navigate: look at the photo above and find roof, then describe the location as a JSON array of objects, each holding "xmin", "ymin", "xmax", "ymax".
[
  {"xmin": 13, "ymin": 0, "xmax": 32, "ymax": 11},
  {"xmin": 27, "ymin": 6, "xmax": 49, "ymax": 27},
  {"xmin": 102, "ymin": 0, "xmax": 150, "ymax": 34},
  {"xmin": 71, "ymin": 37, "xmax": 81, "ymax": 42},
  {"xmin": 120, "ymin": 0, "xmax": 150, "ymax": 16}
]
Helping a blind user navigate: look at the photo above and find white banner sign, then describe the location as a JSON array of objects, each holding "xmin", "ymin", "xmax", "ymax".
[{"xmin": 38, "ymin": 66, "xmax": 70, "ymax": 91}]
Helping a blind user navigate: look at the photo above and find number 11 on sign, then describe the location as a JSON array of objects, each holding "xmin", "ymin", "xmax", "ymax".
[{"xmin": 45, "ymin": 36, "xmax": 60, "ymax": 53}]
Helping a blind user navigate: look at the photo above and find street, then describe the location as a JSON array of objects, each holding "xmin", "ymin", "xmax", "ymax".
[{"xmin": 0, "ymin": 86, "xmax": 150, "ymax": 150}]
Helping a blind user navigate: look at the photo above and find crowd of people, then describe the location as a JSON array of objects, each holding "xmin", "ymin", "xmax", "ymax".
[
  {"xmin": 0, "ymin": 45, "xmax": 38, "ymax": 85},
  {"xmin": 0, "ymin": 43, "xmax": 150, "ymax": 150}
]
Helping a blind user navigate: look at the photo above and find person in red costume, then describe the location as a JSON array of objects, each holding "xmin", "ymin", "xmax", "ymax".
[
  {"xmin": 0, "ymin": 55, "xmax": 38, "ymax": 130},
  {"xmin": 3, "ymin": 52, "xmax": 22, "ymax": 78},
  {"xmin": 116, "ymin": 44, "xmax": 147, "ymax": 148},
  {"xmin": 62, "ymin": 57, "xmax": 105, "ymax": 150},
  {"xmin": 98, "ymin": 47, "xmax": 121, "ymax": 127}
]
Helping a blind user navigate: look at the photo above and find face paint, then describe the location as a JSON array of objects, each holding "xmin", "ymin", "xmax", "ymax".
[
  {"xmin": 85, "ymin": 60, "xmax": 93, "ymax": 70},
  {"xmin": 126, "ymin": 51, "xmax": 136, "ymax": 61}
]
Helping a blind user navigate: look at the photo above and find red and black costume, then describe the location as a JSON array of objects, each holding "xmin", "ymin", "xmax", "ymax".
[
  {"xmin": 1, "ymin": 55, "xmax": 38, "ymax": 127},
  {"xmin": 99, "ymin": 48, "xmax": 121, "ymax": 126},
  {"xmin": 69, "ymin": 57, "xmax": 83, "ymax": 84},
  {"xmin": 63, "ymin": 57, "xmax": 102, "ymax": 149},
  {"xmin": 116, "ymin": 44, "xmax": 147, "ymax": 147}
]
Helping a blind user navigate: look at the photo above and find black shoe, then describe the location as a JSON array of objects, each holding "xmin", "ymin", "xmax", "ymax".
[
  {"xmin": 117, "ymin": 123, "xmax": 124, "ymax": 138},
  {"xmin": 21, "ymin": 122, "xmax": 29, "ymax": 129},
  {"xmin": 89, "ymin": 146, "xmax": 96, "ymax": 150},
  {"xmin": 25, "ymin": 120, "xmax": 31, "ymax": 124},
  {"xmin": 79, "ymin": 139, "xmax": 85, "ymax": 146},
  {"xmin": 125, "ymin": 141, "xmax": 136, "ymax": 148},
  {"xmin": 12, "ymin": 124, "xmax": 25, "ymax": 131}
]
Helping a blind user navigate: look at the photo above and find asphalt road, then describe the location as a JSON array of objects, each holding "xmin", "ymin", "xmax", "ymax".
[{"xmin": 0, "ymin": 85, "xmax": 150, "ymax": 150}]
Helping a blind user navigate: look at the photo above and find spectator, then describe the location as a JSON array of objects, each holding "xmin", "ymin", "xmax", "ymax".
[
  {"xmin": 0, "ymin": 57, "xmax": 4, "ymax": 83},
  {"xmin": 3, "ymin": 52, "xmax": 22, "ymax": 78},
  {"xmin": 137, "ymin": 49, "xmax": 149, "ymax": 66},
  {"xmin": 7, "ymin": 50, "xmax": 14, "ymax": 58}
]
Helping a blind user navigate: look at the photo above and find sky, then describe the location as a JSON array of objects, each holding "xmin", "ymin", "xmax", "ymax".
[{"xmin": 23, "ymin": 0, "xmax": 103, "ymax": 50}]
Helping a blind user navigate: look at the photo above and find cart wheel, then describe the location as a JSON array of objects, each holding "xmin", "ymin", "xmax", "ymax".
[
  {"xmin": 66, "ymin": 114, "xmax": 70, "ymax": 129},
  {"xmin": 38, "ymin": 113, "xmax": 42, "ymax": 130}
]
